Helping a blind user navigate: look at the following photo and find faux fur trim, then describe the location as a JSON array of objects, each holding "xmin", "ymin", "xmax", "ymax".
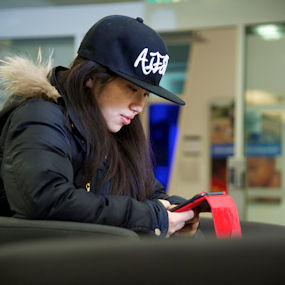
[{"xmin": 0, "ymin": 51, "xmax": 60, "ymax": 102}]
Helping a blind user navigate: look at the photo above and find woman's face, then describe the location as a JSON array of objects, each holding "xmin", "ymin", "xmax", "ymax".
[{"xmin": 89, "ymin": 77, "xmax": 149, "ymax": 133}]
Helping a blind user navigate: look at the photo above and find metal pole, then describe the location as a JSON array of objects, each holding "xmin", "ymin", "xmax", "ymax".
[{"xmin": 228, "ymin": 24, "xmax": 247, "ymax": 220}]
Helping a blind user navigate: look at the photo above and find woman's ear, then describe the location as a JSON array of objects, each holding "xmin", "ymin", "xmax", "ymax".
[{"xmin": 85, "ymin": 78, "xmax": 94, "ymax": 88}]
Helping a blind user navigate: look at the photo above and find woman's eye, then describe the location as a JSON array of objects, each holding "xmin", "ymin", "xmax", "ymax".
[
  {"xmin": 127, "ymin": 84, "xmax": 149, "ymax": 97},
  {"xmin": 128, "ymin": 85, "xmax": 137, "ymax": 93}
]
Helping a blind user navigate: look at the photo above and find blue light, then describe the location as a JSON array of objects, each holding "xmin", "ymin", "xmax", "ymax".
[{"xmin": 149, "ymin": 103, "xmax": 180, "ymax": 191}]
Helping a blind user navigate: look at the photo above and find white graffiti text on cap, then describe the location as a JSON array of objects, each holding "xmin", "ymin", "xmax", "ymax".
[{"xmin": 134, "ymin": 48, "xmax": 169, "ymax": 76}]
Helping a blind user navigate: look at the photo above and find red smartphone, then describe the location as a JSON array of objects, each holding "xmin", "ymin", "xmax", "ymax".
[{"xmin": 170, "ymin": 192, "xmax": 225, "ymax": 213}]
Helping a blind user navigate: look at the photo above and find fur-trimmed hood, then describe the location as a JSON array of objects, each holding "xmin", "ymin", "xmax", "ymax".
[
  {"xmin": 0, "ymin": 55, "xmax": 87, "ymax": 140},
  {"xmin": 0, "ymin": 54, "xmax": 60, "ymax": 102},
  {"xmin": 0, "ymin": 54, "xmax": 62, "ymax": 132}
]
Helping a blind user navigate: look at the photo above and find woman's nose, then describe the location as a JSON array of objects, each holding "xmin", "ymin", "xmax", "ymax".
[
  {"xmin": 129, "ymin": 94, "xmax": 146, "ymax": 114},
  {"xmin": 129, "ymin": 102, "xmax": 144, "ymax": 114}
]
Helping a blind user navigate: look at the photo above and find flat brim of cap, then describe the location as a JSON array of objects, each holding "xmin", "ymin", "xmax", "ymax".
[{"xmin": 113, "ymin": 70, "xmax": 185, "ymax": 106}]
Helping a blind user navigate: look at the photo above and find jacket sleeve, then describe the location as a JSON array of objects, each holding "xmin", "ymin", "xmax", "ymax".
[
  {"xmin": 151, "ymin": 179, "xmax": 187, "ymax": 205},
  {"xmin": 1, "ymin": 100, "xmax": 168, "ymax": 237}
]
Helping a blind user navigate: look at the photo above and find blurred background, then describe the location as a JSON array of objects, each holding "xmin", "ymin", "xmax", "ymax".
[{"xmin": 0, "ymin": 0, "xmax": 285, "ymax": 225}]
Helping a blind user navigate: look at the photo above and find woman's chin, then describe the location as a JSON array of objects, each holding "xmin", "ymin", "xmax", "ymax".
[{"xmin": 108, "ymin": 124, "xmax": 123, "ymax": 133}]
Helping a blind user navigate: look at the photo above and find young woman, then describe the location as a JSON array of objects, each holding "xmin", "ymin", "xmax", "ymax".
[{"xmin": 0, "ymin": 15, "xmax": 199, "ymax": 237}]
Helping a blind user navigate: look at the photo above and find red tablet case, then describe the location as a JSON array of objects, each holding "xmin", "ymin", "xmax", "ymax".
[{"xmin": 174, "ymin": 192, "xmax": 242, "ymax": 239}]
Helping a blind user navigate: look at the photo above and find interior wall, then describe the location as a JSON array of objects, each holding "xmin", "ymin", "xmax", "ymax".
[
  {"xmin": 145, "ymin": 0, "xmax": 285, "ymax": 32},
  {"xmin": 0, "ymin": 2, "xmax": 144, "ymax": 39},
  {"xmin": 168, "ymin": 27, "xmax": 237, "ymax": 199}
]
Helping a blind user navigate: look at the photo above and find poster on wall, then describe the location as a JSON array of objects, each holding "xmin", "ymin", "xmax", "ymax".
[
  {"xmin": 210, "ymin": 100, "xmax": 234, "ymax": 193},
  {"xmin": 210, "ymin": 102, "xmax": 282, "ymax": 203},
  {"xmin": 245, "ymin": 110, "xmax": 282, "ymax": 204}
]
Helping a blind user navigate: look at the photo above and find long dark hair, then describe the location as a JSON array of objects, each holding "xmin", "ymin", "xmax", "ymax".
[{"xmin": 62, "ymin": 56, "xmax": 154, "ymax": 200}]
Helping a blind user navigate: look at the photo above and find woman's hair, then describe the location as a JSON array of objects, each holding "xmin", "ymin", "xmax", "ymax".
[{"xmin": 62, "ymin": 56, "xmax": 154, "ymax": 200}]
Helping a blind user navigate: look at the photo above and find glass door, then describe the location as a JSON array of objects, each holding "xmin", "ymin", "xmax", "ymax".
[{"xmin": 244, "ymin": 23, "xmax": 285, "ymax": 225}]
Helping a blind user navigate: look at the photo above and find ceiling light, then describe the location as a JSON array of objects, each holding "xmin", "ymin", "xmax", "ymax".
[{"xmin": 254, "ymin": 24, "xmax": 283, "ymax": 40}]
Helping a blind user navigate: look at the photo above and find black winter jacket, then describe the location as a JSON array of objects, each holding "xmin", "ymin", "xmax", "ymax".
[{"xmin": 0, "ymin": 58, "xmax": 185, "ymax": 237}]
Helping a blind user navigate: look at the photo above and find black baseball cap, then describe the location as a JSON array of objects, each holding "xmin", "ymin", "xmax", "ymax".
[{"xmin": 78, "ymin": 15, "xmax": 185, "ymax": 105}]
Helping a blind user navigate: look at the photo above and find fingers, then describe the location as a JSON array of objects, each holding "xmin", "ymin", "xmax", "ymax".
[
  {"xmin": 175, "ymin": 221, "xmax": 200, "ymax": 237},
  {"xmin": 185, "ymin": 212, "xmax": 200, "ymax": 224},
  {"xmin": 168, "ymin": 204, "xmax": 179, "ymax": 210},
  {"xmin": 175, "ymin": 212, "xmax": 200, "ymax": 237},
  {"xmin": 158, "ymin": 199, "xmax": 171, "ymax": 210},
  {"xmin": 166, "ymin": 210, "xmax": 194, "ymax": 237},
  {"xmin": 175, "ymin": 210, "xmax": 194, "ymax": 222},
  {"xmin": 158, "ymin": 200, "xmax": 200, "ymax": 238}
]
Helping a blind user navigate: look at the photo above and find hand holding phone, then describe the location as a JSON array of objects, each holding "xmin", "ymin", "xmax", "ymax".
[
  {"xmin": 170, "ymin": 192, "xmax": 225, "ymax": 213},
  {"xmin": 169, "ymin": 191, "xmax": 242, "ymax": 238}
]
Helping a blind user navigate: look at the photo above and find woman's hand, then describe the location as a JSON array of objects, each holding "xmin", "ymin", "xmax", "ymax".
[
  {"xmin": 174, "ymin": 210, "xmax": 200, "ymax": 237},
  {"xmin": 158, "ymin": 199, "xmax": 196, "ymax": 238},
  {"xmin": 166, "ymin": 210, "xmax": 195, "ymax": 237}
]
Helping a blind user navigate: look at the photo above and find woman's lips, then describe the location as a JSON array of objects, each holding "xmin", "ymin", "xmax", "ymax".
[{"xmin": 121, "ymin": 115, "xmax": 132, "ymax": 125}]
